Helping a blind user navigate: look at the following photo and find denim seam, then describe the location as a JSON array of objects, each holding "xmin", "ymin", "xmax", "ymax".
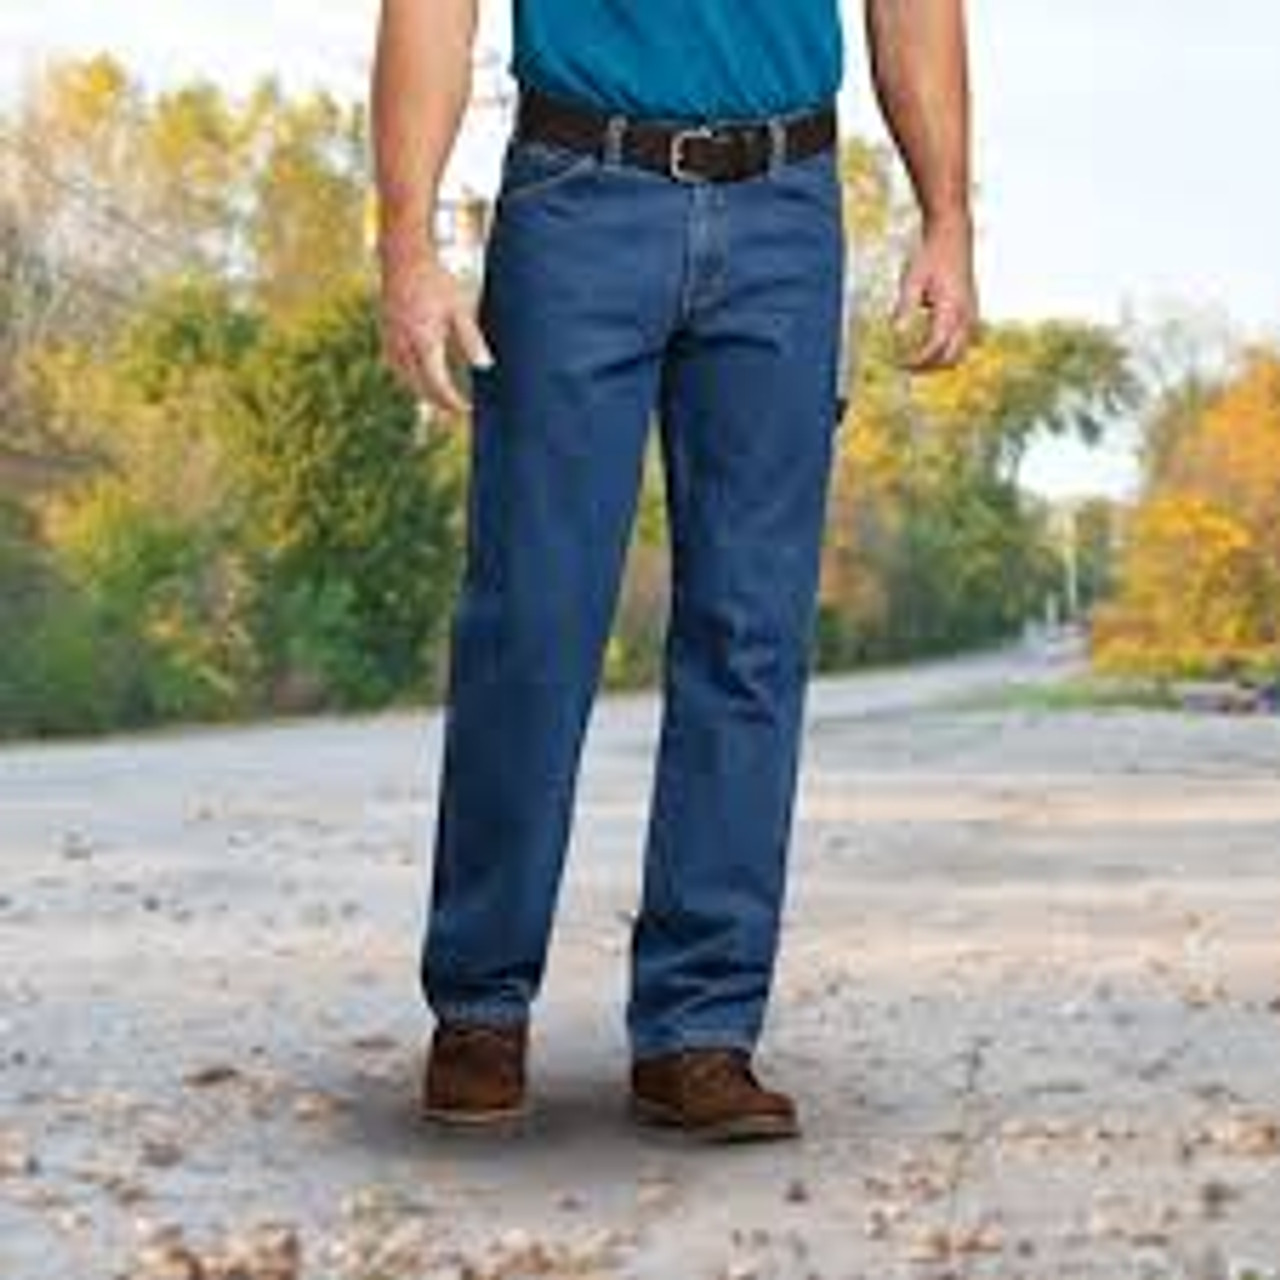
[
  {"xmin": 498, "ymin": 145, "xmax": 599, "ymax": 209},
  {"xmin": 629, "ymin": 1027, "xmax": 759, "ymax": 1060}
]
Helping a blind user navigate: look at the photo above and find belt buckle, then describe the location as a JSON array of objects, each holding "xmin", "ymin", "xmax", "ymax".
[{"xmin": 669, "ymin": 125, "xmax": 716, "ymax": 183}]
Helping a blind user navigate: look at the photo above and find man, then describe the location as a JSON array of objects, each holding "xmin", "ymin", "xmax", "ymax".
[{"xmin": 371, "ymin": 0, "xmax": 978, "ymax": 1142}]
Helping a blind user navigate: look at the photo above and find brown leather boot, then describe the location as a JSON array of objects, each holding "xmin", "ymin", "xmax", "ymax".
[
  {"xmin": 630, "ymin": 1047, "xmax": 800, "ymax": 1142},
  {"xmin": 421, "ymin": 1021, "xmax": 529, "ymax": 1126}
]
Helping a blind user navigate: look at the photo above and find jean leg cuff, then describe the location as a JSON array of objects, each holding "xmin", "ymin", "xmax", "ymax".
[
  {"xmin": 429, "ymin": 1000, "xmax": 531, "ymax": 1029},
  {"xmin": 628, "ymin": 1026, "xmax": 759, "ymax": 1062}
]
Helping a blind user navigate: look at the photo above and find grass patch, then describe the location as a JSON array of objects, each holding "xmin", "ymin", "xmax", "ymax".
[{"xmin": 946, "ymin": 673, "xmax": 1181, "ymax": 714}]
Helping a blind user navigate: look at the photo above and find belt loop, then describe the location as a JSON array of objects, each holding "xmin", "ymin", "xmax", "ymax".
[
  {"xmin": 766, "ymin": 117, "xmax": 788, "ymax": 175},
  {"xmin": 603, "ymin": 113, "xmax": 627, "ymax": 168},
  {"xmin": 513, "ymin": 89, "xmax": 530, "ymax": 144}
]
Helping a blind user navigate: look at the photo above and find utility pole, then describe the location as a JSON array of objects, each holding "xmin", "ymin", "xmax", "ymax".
[
  {"xmin": 435, "ymin": 42, "xmax": 514, "ymax": 277},
  {"xmin": 1049, "ymin": 500, "xmax": 1081, "ymax": 628},
  {"xmin": 366, "ymin": 41, "xmax": 514, "ymax": 278}
]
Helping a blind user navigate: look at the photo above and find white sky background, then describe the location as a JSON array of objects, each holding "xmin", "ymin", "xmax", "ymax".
[{"xmin": 3, "ymin": 0, "xmax": 1278, "ymax": 498}]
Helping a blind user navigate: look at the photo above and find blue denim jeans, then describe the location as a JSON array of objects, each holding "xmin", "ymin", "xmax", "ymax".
[{"xmin": 422, "ymin": 118, "xmax": 846, "ymax": 1060}]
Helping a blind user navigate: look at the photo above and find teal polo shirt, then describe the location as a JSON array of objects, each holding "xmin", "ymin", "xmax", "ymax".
[{"xmin": 511, "ymin": 0, "xmax": 844, "ymax": 123}]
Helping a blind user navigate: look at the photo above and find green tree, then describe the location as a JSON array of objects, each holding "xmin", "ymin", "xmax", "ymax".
[{"xmin": 229, "ymin": 281, "xmax": 465, "ymax": 706}]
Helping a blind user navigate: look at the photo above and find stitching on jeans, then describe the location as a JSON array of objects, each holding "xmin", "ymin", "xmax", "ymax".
[{"xmin": 498, "ymin": 142, "xmax": 598, "ymax": 208}]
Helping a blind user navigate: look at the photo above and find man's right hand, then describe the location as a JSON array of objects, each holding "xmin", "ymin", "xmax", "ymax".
[{"xmin": 377, "ymin": 240, "xmax": 495, "ymax": 416}]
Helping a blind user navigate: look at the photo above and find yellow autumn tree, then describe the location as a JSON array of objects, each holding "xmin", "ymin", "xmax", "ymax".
[
  {"xmin": 821, "ymin": 317, "xmax": 1135, "ymax": 661},
  {"xmin": 1092, "ymin": 351, "xmax": 1280, "ymax": 677}
]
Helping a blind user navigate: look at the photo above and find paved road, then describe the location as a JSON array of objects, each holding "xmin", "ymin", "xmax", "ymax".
[{"xmin": 3, "ymin": 640, "xmax": 1280, "ymax": 1280}]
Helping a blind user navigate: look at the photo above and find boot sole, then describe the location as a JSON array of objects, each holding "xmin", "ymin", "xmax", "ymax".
[
  {"xmin": 421, "ymin": 1101, "xmax": 529, "ymax": 1129},
  {"xmin": 630, "ymin": 1095, "xmax": 800, "ymax": 1143}
]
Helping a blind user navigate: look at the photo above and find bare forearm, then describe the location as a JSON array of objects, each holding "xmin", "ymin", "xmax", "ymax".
[
  {"xmin": 866, "ymin": 0, "xmax": 972, "ymax": 229},
  {"xmin": 371, "ymin": 0, "xmax": 478, "ymax": 257}
]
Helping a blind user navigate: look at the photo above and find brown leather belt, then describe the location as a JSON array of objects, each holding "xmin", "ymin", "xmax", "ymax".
[{"xmin": 513, "ymin": 85, "xmax": 839, "ymax": 185}]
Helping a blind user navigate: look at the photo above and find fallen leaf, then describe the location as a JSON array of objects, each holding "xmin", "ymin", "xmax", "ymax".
[
  {"xmin": 183, "ymin": 1064, "xmax": 243, "ymax": 1089},
  {"xmin": 0, "ymin": 1131, "xmax": 38, "ymax": 1178}
]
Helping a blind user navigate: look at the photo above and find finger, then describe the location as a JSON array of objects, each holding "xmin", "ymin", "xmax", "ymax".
[
  {"xmin": 413, "ymin": 398, "xmax": 437, "ymax": 444},
  {"xmin": 911, "ymin": 300, "xmax": 964, "ymax": 371},
  {"xmin": 387, "ymin": 332, "xmax": 429, "ymax": 399},
  {"xmin": 415, "ymin": 332, "xmax": 469, "ymax": 415},
  {"xmin": 925, "ymin": 310, "xmax": 970, "ymax": 371},
  {"xmin": 451, "ymin": 308, "xmax": 495, "ymax": 371},
  {"xmin": 381, "ymin": 331, "xmax": 417, "ymax": 390},
  {"xmin": 904, "ymin": 310, "xmax": 949, "ymax": 371},
  {"xmin": 393, "ymin": 326, "xmax": 439, "ymax": 404},
  {"xmin": 939, "ymin": 318, "xmax": 974, "ymax": 369},
  {"xmin": 892, "ymin": 264, "xmax": 929, "ymax": 331}
]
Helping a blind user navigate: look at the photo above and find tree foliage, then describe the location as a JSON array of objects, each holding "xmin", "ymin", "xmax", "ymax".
[
  {"xmin": 819, "ymin": 311, "xmax": 1135, "ymax": 662},
  {"xmin": 0, "ymin": 55, "xmax": 1147, "ymax": 737},
  {"xmin": 229, "ymin": 281, "xmax": 465, "ymax": 706},
  {"xmin": 1093, "ymin": 351, "xmax": 1280, "ymax": 678}
]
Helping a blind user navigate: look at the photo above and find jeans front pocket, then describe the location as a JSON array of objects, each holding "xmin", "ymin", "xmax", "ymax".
[
  {"xmin": 769, "ymin": 145, "xmax": 843, "ymax": 225},
  {"xmin": 497, "ymin": 138, "xmax": 599, "ymax": 209}
]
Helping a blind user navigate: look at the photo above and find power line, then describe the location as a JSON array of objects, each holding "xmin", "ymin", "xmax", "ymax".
[
  {"xmin": 0, "ymin": 50, "xmax": 517, "ymax": 306},
  {"xmin": 0, "ymin": 134, "xmax": 203, "ymax": 317},
  {"xmin": 0, "ymin": 127, "xmax": 191, "ymax": 266},
  {"xmin": 5, "ymin": 250, "xmax": 140, "ymax": 316},
  {"xmin": 39, "ymin": 259, "xmax": 140, "ymax": 311}
]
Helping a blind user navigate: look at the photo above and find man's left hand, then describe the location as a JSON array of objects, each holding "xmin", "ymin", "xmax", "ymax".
[{"xmin": 893, "ymin": 215, "xmax": 980, "ymax": 373}]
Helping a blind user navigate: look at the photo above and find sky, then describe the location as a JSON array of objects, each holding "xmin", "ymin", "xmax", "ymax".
[{"xmin": 3, "ymin": 0, "xmax": 1278, "ymax": 499}]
